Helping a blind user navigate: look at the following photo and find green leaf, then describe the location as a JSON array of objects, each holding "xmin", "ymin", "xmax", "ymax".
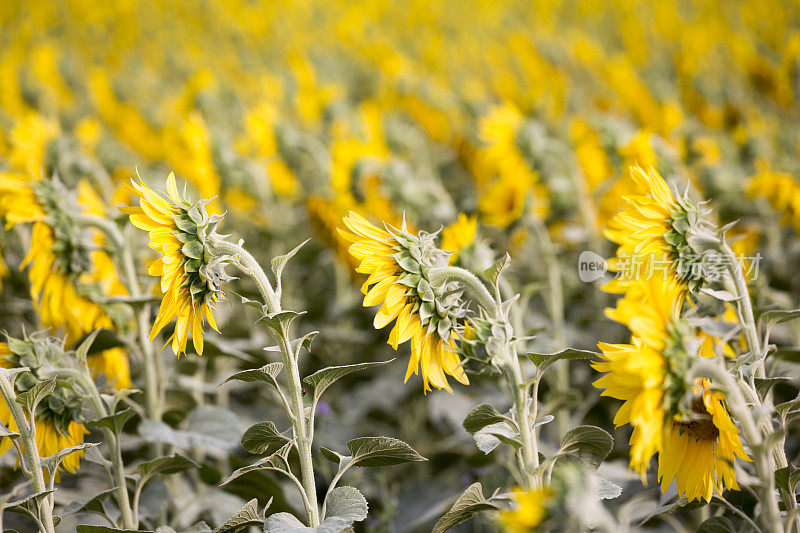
[
  {"xmin": 304, "ymin": 360, "xmax": 394, "ymax": 401},
  {"xmin": 696, "ymin": 516, "xmax": 736, "ymax": 533},
  {"xmin": 5, "ymin": 490, "xmax": 55, "ymax": 522},
  {"xmin": 240, "ymin": 421, "xmax": 290, "ymax": 454},
  {"xmin": 473, "ymin": 422, "xmax": 521, "ymax": 454},
  {"xmin": 16, "ymin": 378, "xmax": 56, "ymax": 413},
  {"xmin": 483, "ymin": 253, "xmax": 511, "ymax": 286},
  {"xmin": 88, "ymin": 408, "xmax": 137, "ymax": 435},
  {"xmin": 76, "ymin": 526, "xmax": 148, "ymax": 533},
  {"xmin": 217, "ymin": 362, "xmax": 283, "ymax": 390},
  {"xmin": 324, "ymin": 486, "xmax": 368, "ymax": 524},
  {"xmin": 320, "ymin": 446, "xmax": 349, "ymax": 465},
  {"xmin": 220, "ymin": 441, "xmax": 294, "ymax": 486},
  {"xmin": 214, "ymin": 498, "xmax": 265, "ymax": 533},
  {"xmin": 776, "ymin": 396, "xmax": 800, "ymax": 425},
  {"xmin": 272, "ymin": 240, "xmax": 310, "ymax": 286},
  {"xmin": 71, "ymin": 329, "xmax": 126, "ymax": 355},
  {"xmin": 62, "ymin": 488, "xmax": 116, "ymax": 519},
  {"xmin": 775, "ymin": 464, "xmax": 800, "ymax": 495},
  {"xmin": 41, "ymin": 442, "xmax": 99, "ymax": 478},
  {"xmin": 597, "ymin": 477, "xmax": 623, "ymax": 500},
  {"xmin": 137, "ymin": 453, "xmax": 198, "ymax": 483},
  {"xmin": 431, "ymin": 483, "xmax": 504, "ymax": 533},
  {"xmin": 759, "ymin": 309, "xmax": 800, "ymax": 343},
  {"xmin": 753, "ymin": 376, "xmax": 792, "ymax": 398},
  {"xmin": 699, "ymin": 288, "xmax": 739, "ymax": 302},
  {"xmin": 526, "ymin": 348, "xmax": 598, "ymax": 373},
  {"xmin": 345, "ymin": 436, "xmax": 427, "ymax": 468},
  {"xmin": 256, "ymin": 310, "xmax": 306, "ymax": 334},
  {"xmin": 559, "ymin": 425, "xmax": 613, "ymax": 469},
  {"xmin": 75, "ymin": 329, "xmax": 103, "ymax": 362},
  {"xmin": 0, "ymin": 420, "xmax": 20, "ymax": 440},
  {"xmin": 462, "ymin": 404, "xmax": 510, "ymax": 434},
  {"xmin": 263, "ymin": 513, "xmax": 305, "ymax": 533}
]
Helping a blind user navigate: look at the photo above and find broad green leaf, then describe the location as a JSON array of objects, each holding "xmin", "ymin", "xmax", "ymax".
[
  {"xmin": 263, "ymin": 512, "xmax": 305, "ymax": 533},
  {"xmin": 776, "ymin": 396, "xmax": 800, "ymax": 426},
  {"xmin": 462, "ymin": 404, "xmax": 510, "ymax": 434},
  {"xmin": 597, "ymin": 478, "xmax": 622, "ymax": 500},
  {"xmin": 526, "ymin": 348, "xmax": 598, "ymax": 373},
  {"xmin": 88, "ymin": 408, "xmax": 137, "ymax": 435},
  {"xmin": 304, "ymin": 360, "xmax": 394, "ymax": 400},
  {"xmin": 257, "ymin": 310, "xmax": 306, "ymax": 334},
  {"xmin": 215, "ymin": 498, "xmax": 265, "ymax": 533},
  {"xmin": 473, "ymin": 422, "xmax": 521, "ymax": 454},
  {"xmin": 62, "ymin": 488, "xmax": 116, "ymax": 517},
  {"xmin": 324, "ymin": 486, "xmax": 368, "ymax": 524},
  {"xmin": 696, "ymin": 516, "xmax": 736, "ymax": 533},
  {"xmin": 320, "ymin": 446, "xmax": 350, "ymax": 466},
  {"xmin": 753, "ymin": 376, "xmax": 792, "ymax": 398},
  {"xmin": 432, "ymin": 483, "xmax": 504, "ymax": 533},
  {"xmin": 559, "ymin": 425, "xmax": 613, "ymax": 469},
  {"xmin": 241, "ymin": 421, "xmax": 290, "ymax": 454},
  {"xmin": 16, "ymin": 378, "xmax": 56, "ymax": 413},
  {"xmin": 775, "ymin": 464, "xmax": 800, "ymax": 495},
  {"xmin": 138, "ymin": 413, "xmax": 240, "ymax": 451},
  {"xmin": 483, "ymin": 253, "xmax": 511, "ymax": 286},
  {"xmin": 345, "ymin": 436, "xmax": 427, "ymax": 468},
  {"xmin": 41, "ymin": 442, "xmax": 99, "ymax": 479},
  {"xmin": 76, "ymin": 526, "xmax": 147, "ymax": 533},
  {"xmin": 221, "ymin": 441, "xmax": 294, "ymax": 486},
  {"xmin": 216, "ymin": 362, "xmax": 283, "ymax": 390},
  {"xmin": 137, "ymin": 453, "xmax": 198, "ymax": 483},
  {"xmin": 75, "ymin": 329, "xmax": 102, "ymax": 362},
  {"xmin": 759, "ymin": 309, "xmax": 800, "ymax": 344}
]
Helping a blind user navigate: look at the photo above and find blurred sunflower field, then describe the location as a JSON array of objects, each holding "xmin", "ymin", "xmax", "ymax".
[{"xmin": 1, "ymin": 0, "xmax": 800, "ymax": 531}]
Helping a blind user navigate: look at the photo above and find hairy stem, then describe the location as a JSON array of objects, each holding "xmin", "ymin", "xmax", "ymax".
[
  {"xmin": 211, "ymin": 239, "xmax": 320, "ymax": 527},
  {"xmin": 0, "ymin": 371, "xmax": 56, "ymax": 533}
]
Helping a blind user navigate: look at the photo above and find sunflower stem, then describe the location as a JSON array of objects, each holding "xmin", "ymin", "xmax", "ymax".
[
  {"xmin": 689, "ymin": 360, "xmax": 783, "ymax": 533},
  {"xmin": 427, "ymin": 266, "xmax": 498, "ymax": 314},
  {"xmin": 719, "ymin": 242, "xmax": 796, "ymax": 518},
  {"xmin": 505, "ymin": 347, "xmax": 540, "ymax": 489},
  {"xmin": 0, "ymin": 371, "xmax": 56, "ymax": 533},
  {"xmin": 210, "ymin": 239, "xmax": 321, "ymax": 527}
]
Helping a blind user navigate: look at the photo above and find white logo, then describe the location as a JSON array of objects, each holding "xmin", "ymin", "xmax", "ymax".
[{"xmin": 578, "ymin": 251, "xmax": 607, "ymax": 283}]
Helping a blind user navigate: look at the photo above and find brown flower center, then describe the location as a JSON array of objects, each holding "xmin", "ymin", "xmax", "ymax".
[{"xmin": 672, "ymin": 396, "xmax": 719, "ymax": 441}]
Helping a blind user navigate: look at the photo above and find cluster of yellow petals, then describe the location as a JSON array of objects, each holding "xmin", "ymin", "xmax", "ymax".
[
  {"xmin": 124, "ymin": 173, "xmax": 218, "ymax": 355},
  {"xmin": 339, "ymin": 212, "xmax": 468, "ymax": 392},
  {"xmin": 499, "ymin": 486, "xmax": 551, "ymax": 533}
]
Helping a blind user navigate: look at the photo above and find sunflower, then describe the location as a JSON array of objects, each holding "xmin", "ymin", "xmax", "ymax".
[
  {"xmin": 124, "ymin": 172, "xmax": 225, "ymax": 356},
  {"xmin": 593, "ymin": 275, "xmax": 749, "ymax": 501},
  {"xmin": 499, "ymin": 486, "xmax": 551, "ymax": 533},
  {"xmin": 339, "ymin": 212, "xmax": 468, "ymax": 392},
  {"xmin": 0, "ymin": 174, "xmax": 131, "ymax": 389},
  {"xmin": 745, "ymin": 167, "xmax": 800, "ymax": 234},
  {"xmin": 603, "ymin": 166, "xmax": 700, "ymax": 292},
  {"xmin": 0, "ymin": 343, "xmax": 88, "ymax": 479}
]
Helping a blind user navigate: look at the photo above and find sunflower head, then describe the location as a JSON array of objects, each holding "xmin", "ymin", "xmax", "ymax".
[
  {"xmin": 499, "ymin": 486, "xmax": 551, "ymax": 533},
  {"xmin": 124, "ymin": 172, "xmax": 231, "ymax": 355},
  {"xmin": 0, "ymin": 333, "xmax": 87, "ymax": 477},
  {"xmin": 604, "ymin": 166, "xmax": 715, "ymax": 293},
  {"xmin": 339, "ymin": 212, "xmax": 469, "ymax": 392}
]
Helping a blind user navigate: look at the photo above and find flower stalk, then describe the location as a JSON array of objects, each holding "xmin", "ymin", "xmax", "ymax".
[
  {"xmin": 208, "ymin": 238, "xmax": 320, "ymax": 527},
  {"xmin": 0, "ymin": 370, "xmax": 56, "ymax": 533}
]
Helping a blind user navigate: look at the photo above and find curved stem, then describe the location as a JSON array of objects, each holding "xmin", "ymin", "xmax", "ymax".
[
  {"xmin": 426, "ymin": 266, "xmax": 498, "ymax": 315},
  {"xmin": 689, "ymin": 360, "xmax": 783, "ymax": 533},
  {"xmin": 210, "ymin": 239, "xmax": 320, "ymax": 527},
  {"xmin": 0, "ymin": 372, "xmax": 56, "ymax": 533}
]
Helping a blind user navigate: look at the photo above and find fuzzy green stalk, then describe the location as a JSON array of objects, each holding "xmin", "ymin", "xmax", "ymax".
[
  {"xmin": 428, "ymin": 266, "xmax": 540, "ymax": 488},
  {"xmin": 209, "ymin": 239, "xmax": 320, "ymax": 527},
  {"xmin": 0, "ymin": 371, "xmax": 56, "ymax": 533}
]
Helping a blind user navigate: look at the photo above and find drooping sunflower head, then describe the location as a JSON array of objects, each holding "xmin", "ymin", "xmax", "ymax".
[
  {"xmin": 0, "ymin": 335, "xmax": 88, "ymax": 478},
  {"xmin": 339, "ymin": 211, "xmax": 469, "ymax": 392},
  {"xmin": 124, "ymin": 172, "xmax": 230, "ymax": 356},
  {"xmin": 604, "ymin": 166, "xmax": 712, "ymax": 293},
  {"xmin": 594, "ymin": 275, "xmax": 749, "ymax": 500}
]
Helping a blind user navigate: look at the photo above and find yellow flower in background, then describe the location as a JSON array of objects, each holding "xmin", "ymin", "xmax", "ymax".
[
  {"xmin": 124, "ymin": 173, "xmax": 224, "ymax": 355},
  {"xmin": 339, "ymin": 212, "xmax": 468, "ymax": 392},
  {"xmin": 499, "ymin": 486, "xmax": 551, "ymax": 533},
  {"xmin": 0, "ymin": 175, "xmax": 131, "ymax": 389},
  {"xmin": 441, "ymin": 213, "xmax": 477, "ymax": 264},
  {"xmin": 746, "ymin": 168, "xmax": 800, "ymax": 234}
]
